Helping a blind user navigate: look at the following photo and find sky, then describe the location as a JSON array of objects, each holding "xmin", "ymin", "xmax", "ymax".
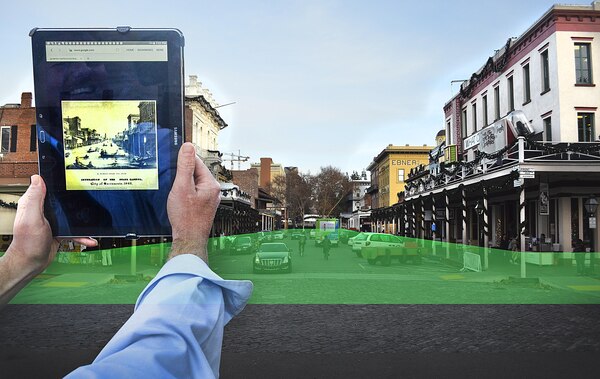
[{"xmin": 0, "ymin": 0, "xmax": 582, "ymax": 174}]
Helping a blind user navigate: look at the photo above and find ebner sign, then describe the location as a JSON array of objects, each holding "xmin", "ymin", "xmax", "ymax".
[{"xmin": 391, "ymin": 159, "xmax": 418, "ymax": 166}]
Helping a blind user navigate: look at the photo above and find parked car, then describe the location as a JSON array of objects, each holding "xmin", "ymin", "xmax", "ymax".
[
  {"xmin": 359, "ymin": 234, "xmax": 422, "ymax": 266},
  {"xmin": 253, "ymin": 242, "xmax": 292, "ymax": 273},
  {"xmin": 231, "ymin": 236, "xmax": 255, "ymax": 255},
  {"xmin": 273, "ymin": 230, "xmax": 285, "ymax": 240},
  {"xmin": 351, "ymin": 232, "xmax": 374, "ymax": 256},
  {"xmin": 291, "ymin": 230, "xmax": 305, "ymax": 240},
  {"xmin": 309, "ymin": 229, "xmax": 316, "ymax": 239}
]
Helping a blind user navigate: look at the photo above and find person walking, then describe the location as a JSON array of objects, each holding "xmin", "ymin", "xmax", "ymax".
[
  {"xmin": 298, "ymin": 234, "xmax": 306, "ymax": 257},
  {"xmin": 508, "ymin": 236, "xmax": 519, "ymax": 265},
  {"xmin": 573, "ymin": 238, "xmax": 586, "ymax": 275},
  {"xmin": 322, "ymin": 236, "xmax": 331, "ymax": 260}
]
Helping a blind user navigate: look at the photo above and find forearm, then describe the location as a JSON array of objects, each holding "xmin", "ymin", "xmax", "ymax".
[{"xmin": 0, "ymin": 252, "xmax": 40, "ymax": 307}]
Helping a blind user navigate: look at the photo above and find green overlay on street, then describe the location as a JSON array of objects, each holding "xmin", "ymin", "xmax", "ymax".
[{"xmin": 5, "ymin": 229, "xmax": 600, "ymax": 305}]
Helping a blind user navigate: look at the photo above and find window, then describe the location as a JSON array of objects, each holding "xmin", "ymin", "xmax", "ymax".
[
  {"xmin": 578, "ymin": 113, "xmax": 595, "ymax": 142},
  {"xmin": 397, "ymin": 169, "xmax": 405, "ymax": 183},
  {"xmin": 1, "ymin": 126, "xmax": 17, "ymax": 153},
  {"xmin": 482, "ymin": 95, "xmax": 488, "ymax": 126},
  {"xmin": 30, "ymin": 125, "xmax": 37, "ymax": 152},
  {"xmin": 472, "ymin": 103, "xmax": 477, "ymax": 131},
  {"xmin": 575, "ymin": 43, "xmax": 592, "ymax": 84},
  {"xmin": 541, "ymin": 50, "xmax": 550, "ymax": 92},
  {"xmin": 0, "ymin": 126, "xmax": 9, "ymax": 152},
  {"xmin": 494, "ymin": 86, "xmax": 500, "ymax": 121},
  {"xmin": 507, "ymin": 76, "xmax": 514, "ymax": 111},
  {"xmin": 543, "ymin": 117, "xmax": 552, "ymax": 141},
  {"xmin": 523, "ymin": 64, "xmax": 531, "ymax": 103},
  {"xmin": 461, "ymin": 108, "xmax": 467, "ymax": 138},
  {"xmin": 446, "ymin": 120, "xmax": 452, "ymax": 145}
]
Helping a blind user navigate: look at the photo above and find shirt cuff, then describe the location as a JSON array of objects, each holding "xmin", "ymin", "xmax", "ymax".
[{"xmin": 135, "ymin": 254, "xmax": 253, "ymax": 321}]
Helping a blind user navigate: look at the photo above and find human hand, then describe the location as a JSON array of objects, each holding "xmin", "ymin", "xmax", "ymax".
[
  {"xmin": 1, "ymin": 175, "xmax": 97, "ymax": 306},
  {"xmin": 6, "ymin": 175, "xmax": 97, "ymax": 274},
  {"xmin": 167, "ymin": 143, "xmax": 221, "ymax": 263}
]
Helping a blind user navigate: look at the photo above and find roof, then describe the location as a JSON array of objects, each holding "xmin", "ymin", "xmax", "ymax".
[
  {"xmin": 185, "ymin": 95, "xmax": 228, "ymax": 130},
  {"xmin": 368, "ymin": 145, "xmax": 435, "ymax": 167}
]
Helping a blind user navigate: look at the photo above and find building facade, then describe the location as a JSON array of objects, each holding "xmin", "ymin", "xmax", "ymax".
[
  {"xmin": 367, "ymin": 144, "xmax": 433, "ymax": 233},
  {"xmin": 0, "ymin": 93, "xmax": 37, "ymax": 239},
  {"xmin": 396, "ymin": 2, "xmax": 600, "ymax": 270}
]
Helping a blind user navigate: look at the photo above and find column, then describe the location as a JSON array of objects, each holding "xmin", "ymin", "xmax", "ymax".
[
  {"xmin": 519, "ymin": 183, "xmax": 527, "ymax": 278},
  {"xmin": 444, "ymin": 189, "xmax": 450, "ymax": 259},
  {"xmin": 461, "ymin": 185, "xmax": 467, "ymax": 245},
  {"xmin": 483, "ymin": 184, "xmax": 489, "ymax": 270},
  {"xmin": 420, "ymin": 196, "xmax": 426, "ymax": 240}
]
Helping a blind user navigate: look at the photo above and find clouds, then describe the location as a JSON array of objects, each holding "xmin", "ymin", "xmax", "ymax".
[{"xmin": 1, "ymin": 0, "xmax": 565, "ymax": 173}]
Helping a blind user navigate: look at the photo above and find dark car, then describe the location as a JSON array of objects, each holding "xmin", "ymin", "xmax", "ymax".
[
  {"xmin": 231, "ymin": 236, "xmax": 255, "ymax": 255},
  {"xmin": 253, "ymin": 242, "xmax": 292, "ymax": 273}
]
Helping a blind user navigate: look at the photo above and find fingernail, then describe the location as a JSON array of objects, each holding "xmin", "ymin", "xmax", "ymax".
[
  {"xmin": 31, "ymin": 175, "xmax": 40, "ymax": 186},
  {"xmin": 181, "ymin": 143, "xmax": 195, "ymax": 155}
]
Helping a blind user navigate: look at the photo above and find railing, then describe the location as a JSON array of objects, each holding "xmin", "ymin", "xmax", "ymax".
[{"xmin": 405, "ymin": 138, "xmax": 600, "ymax": 198}]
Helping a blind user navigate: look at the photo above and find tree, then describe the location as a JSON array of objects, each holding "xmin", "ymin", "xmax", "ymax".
[{"xmin": 312, "ymin": 166, "xmax": 352, "ymax": 217}]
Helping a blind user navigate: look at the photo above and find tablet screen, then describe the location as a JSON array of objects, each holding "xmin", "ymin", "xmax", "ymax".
[{"xmin": 31, "ymin": 29, "xmax": 184, "ymax": 237}]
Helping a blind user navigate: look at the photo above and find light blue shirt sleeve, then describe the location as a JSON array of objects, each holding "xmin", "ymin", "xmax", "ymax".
[{"xmin": 66, "ymin": 254, "xmax": 253, "ymax": 379}]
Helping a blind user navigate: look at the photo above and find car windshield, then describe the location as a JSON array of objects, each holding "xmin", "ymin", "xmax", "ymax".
[{"xmin": 259, "ymin": 243, "xmax": 287, "ymax": 252}]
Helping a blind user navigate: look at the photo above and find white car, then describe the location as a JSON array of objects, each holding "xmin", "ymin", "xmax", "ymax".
[
  {"xmin": 273, "ymin": 231, "xmax": 285, "ymax": 240},
  {"xmin": 352, "ymin": 233, "xmax": 404, "ymax": 256}
]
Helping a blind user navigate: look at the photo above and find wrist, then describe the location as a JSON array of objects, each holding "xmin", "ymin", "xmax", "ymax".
[
  {"xmin": 169, "ymin": 238, "xmax": 208, "ymax": 263},
  {"xmin": 5, "ymin": 246, "xmax": 47, "ymax": 277}
]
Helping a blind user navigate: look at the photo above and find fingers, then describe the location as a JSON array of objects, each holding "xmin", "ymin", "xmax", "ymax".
[
  {"xmin": 172, "ymin": 142, "xmax": 197, "ymax": 190},
  {"xmin": 70, "ymin": 237, "xmax": 98, "ymax": 247}
]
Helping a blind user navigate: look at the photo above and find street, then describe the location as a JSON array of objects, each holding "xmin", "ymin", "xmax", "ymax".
[{"xmin": 2, "ymin": 236, "xmax": 600, "ymax": 377}]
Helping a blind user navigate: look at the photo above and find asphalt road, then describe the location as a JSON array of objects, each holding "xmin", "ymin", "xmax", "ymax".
[{"xmin": 1, "ymin": 237, "xmax": 599, "ymax": 378}]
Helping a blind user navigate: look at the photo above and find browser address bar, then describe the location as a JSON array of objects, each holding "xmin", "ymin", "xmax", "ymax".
[{"xmin": 46, "ymin": 41, "xmax": 168, "ymax": 62}]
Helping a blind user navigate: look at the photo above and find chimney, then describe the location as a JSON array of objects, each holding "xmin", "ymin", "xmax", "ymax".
[
  {"xmin": 21, "ymin": 92, "xmax": 32, "ymax": 108},
  {"xmin": 260, "ymin": 157, "xmax": 273, "ymax": 188}
]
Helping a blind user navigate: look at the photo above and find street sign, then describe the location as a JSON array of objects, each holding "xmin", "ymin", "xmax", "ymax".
[
  {"xmin": 519, "ymin": 167, "xmax": 535, "ymax": 179},
  {"xmin": 514, "ymin": 179, "xmax": 523, "ymax": 187},
  {"xmin": 590, "ymin": 217, "xmax": 597, "ymax": 229}
]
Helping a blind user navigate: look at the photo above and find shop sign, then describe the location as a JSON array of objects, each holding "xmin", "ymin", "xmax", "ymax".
[
  {"xmin": 519, "ymin": 167, "xmax": 535, "ymax": 179},
  {"xmin": 539, "ymin": 183, "xmax": 549, "ymax": 216},
  {"xmin": 480, "ymin": 119, "xmax": 507, "ymax": 154},
  {"xmin": 514, "ymin": 179, "xmax": 523, "ymax": 187},
  {"xmin": 463, "ymin": 132, "xmax": 480, "ymax": 150}
]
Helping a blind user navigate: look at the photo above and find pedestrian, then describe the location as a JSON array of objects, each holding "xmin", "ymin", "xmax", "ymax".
[
  {"xmin": 573, "ymin": 238, "xmax": 586, "ymax": 275},
  {"xmin": 508, "ymin": 236, "xmax": 519, "ymax": 264},
  {"xmin": 298, "ymin": 234, "xmax": 306, "ymax": 256},
  {"xmin": 0, "ymin": 143, "xmax": 253, "ymax": 377},
  {"xmin": 322, "ymin": 236, "xmax": 331, "ymax": 260}
]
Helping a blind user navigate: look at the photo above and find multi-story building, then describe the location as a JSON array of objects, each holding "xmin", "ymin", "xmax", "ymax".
[
  {"xmin": 367, "ymin": 144, "xmax": 433, "ymax": 233},
  {"xmin": 185, "ymin": 75, "xmax": 229, "ymax": 181},
  {"xmin": 346, "ymin": 170, "xmax": 371, "ymax": 231},
  {"xmin": 250, "ymin": 157, "xmax": 286, "ymax": 189},
  {"xmin": 0, "ymin": 93, "xmax": 37, "ymax": 242},
  {"xmin": 400, "ymin": 1, "xmax": 600, "ymax": 270}
]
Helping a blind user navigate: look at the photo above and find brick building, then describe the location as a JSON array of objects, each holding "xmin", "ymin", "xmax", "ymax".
[{"xmin": 0, "ymin": 92, "xmax": 38, "ymax": 238}]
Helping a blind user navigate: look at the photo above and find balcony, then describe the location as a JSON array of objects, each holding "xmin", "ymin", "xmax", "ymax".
[{"xmin": 404, "ymin": 136, "xmax": 600, "ymax": 198}]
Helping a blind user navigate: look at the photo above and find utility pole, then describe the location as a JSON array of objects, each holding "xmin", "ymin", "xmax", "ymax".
[{"xmin": 223, "ymin": 150, "xmax": 250, "ymax": 170}]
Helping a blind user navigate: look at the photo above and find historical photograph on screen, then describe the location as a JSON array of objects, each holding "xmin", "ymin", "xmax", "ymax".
[{"xmin": 62, "ymin": 100, "xmax": 159, "ymax": 190}]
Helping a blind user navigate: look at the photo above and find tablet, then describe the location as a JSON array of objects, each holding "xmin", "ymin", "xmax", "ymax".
[{"xmin": 30, "ymin": 27, "xmax": 185, "ymax": 238}]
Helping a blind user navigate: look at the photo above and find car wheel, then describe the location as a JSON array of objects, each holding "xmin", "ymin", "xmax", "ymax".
[
  {"xmin": 382, "ymin": 252, "xmax": 392, "ymax": 267},
  {"xmin": 367, "ymin": 258, "xmax": 377, "ymax": 265},
  {"xmin": 286, "ymin": 263, "xmax": 292, "ymax": 273}
]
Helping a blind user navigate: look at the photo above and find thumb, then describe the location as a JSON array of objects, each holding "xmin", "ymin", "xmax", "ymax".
[
  {"xmin": 18, "ymin": 175, "xmax": 47, "ymax": 220},
  {"xmin": 173, "ymin": 143, "xmax": 197, "ymax": 190}
]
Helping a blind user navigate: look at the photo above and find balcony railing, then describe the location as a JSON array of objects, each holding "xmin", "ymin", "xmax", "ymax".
[{"xmin": 405, "ymin": 137, "xmax": 600, "ymax": 198}]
